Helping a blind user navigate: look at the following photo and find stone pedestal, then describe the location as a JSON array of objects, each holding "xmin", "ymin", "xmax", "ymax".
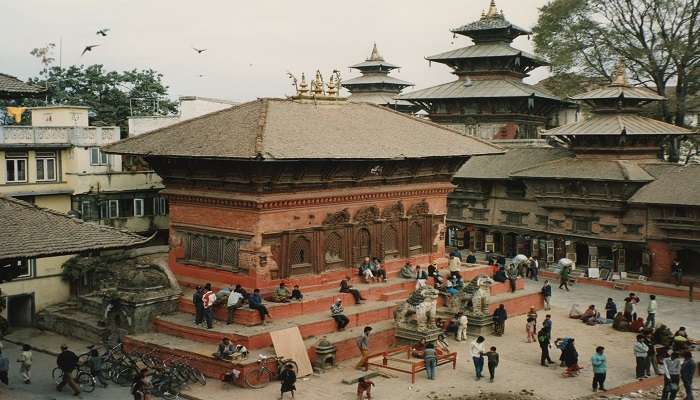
[
  {"xmin": 395, "ymin": 327, "xmax": 443, "ymax": 343},
  {"xmin": 466, "ymin": 314, "xmax": 493, "ymax": 336}
]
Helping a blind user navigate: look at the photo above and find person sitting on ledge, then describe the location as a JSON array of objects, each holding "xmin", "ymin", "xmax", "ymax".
[
  {"xmin": 581, "ymin": 305, "xmax": 601, "ymax": 325},
  {"xmin": 330, "ymin": 298, "xmax": 349, "ymax": 331},
  {"xmin": 234, "ymin": 284, "xmax": 249, "ymax": 302},
  {"xmin": 466, "ymin": 252, "xmax": 477, "ymax": 264},
  {"xmin": 358, "ymin": 257, "xmax": 374, "ymax": 282},
  {"xmin": 340, "ymin": 277, "xmax": 365, "ymax": 305},
  {"xmin": 372, "ymin": 257, "xmax": 387, "ymax": 282},
  {"xmin": 630, "ymin": 317, "xmax": 646, "ymax": 333},
  {"xmin": 290, "ymin": 285, "xmax": 303, "ymax": 301},
  {"xmin": 493, "ymin": 266, "xmax": 507, "ymax": 283},
  {"xmin": 217, "ymin": 337, "xmax": 236, "ymax": 360},
  {"xmin": 272, "ymin": 282, "xmax": 291, "ymax": 303},
  {"xmin": 428, "ymin": 262, "xmax": 439, "ymax": 279},
  {"xmin": 415, "ymin": 266, "xmax": 428, "ymax": 289},
  {"xmin": 613, "ymin": 312, "xmax": 630, "ymax": 332},
  {"xmin": 400, "ymin": 261, "xmax": 414, "ymax": 279},
  {"xmin": 249, "ymin": 289, "xmax": 272, "ymax": 325},
  {"xmin": 448, "ymin": 253, "xmax": 462, "ymax": 280}
]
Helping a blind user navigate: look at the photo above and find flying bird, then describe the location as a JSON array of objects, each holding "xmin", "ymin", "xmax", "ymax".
[
  {"xmin": 192, "ymin": 47, "xmax": 207, "ymax": 54},
  {"xmin": 96, "ymin": 28, "xmax": 110, "ymax": 37},
  {"xmin": 81, "ymin": 44, "xmax": 99, "ymax": 56}
]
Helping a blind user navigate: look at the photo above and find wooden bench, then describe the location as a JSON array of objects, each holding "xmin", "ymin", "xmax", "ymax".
[{"xmin": 365, "ymin": 345, "xmax": 457, "ymax": 383}]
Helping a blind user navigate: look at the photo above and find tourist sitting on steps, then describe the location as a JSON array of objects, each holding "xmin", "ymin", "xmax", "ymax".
[
  {"xmin": 493, "ymin": 266, "xmax": 507, "ymax": 283},
  {"xmin": 330, "ymin": 298, "xmax": 349, "ymax": 331},
  {"xmin": 371, "ymin": 257, "xmax": 387, "ymax": 282},
  {"xmin": 234, "ymin": 284, "xmax": 249, "ymax": 302},
  {"xmin": 290, "ymin": 285, "xmax": 303, "ymax": 301},
  {"xmin": 358, "ymin": 257, "xmax": 374, "ymax": 282},
  {"xmin": 400, "ymin": 261, "xmax": 414, "ymax": 279},
  {"xmin": 216, "ymin": 337, "xmax": 236, "ymax": 360},
  {"xmin": 272, "ymin": 282, "xmax": 291, "ymax": 303},
  {"xmin": 226, "ymin": 289, "xmax": 244, "ymax": 325},
  {"xmin": 415, "ymin": 266, "xmax": 428, "ymax": 289},
  {"xmin": 448, "ymin": 252, "xmax": 462, "ymax": 280},
  {"xmin": 340, "ymin": 277, "xmax": 365, "ymax": 304},
  {"xmin": 249, "ymin": 289, "xmax": 272, "ymax": 325}
]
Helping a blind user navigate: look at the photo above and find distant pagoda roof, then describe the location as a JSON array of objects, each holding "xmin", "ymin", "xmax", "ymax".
[
  {"xmin": 427, "ymin": 42, "xmax": 547, "ymax": 65},
  {"xmin": 398, "ymin": 78, "xmax": 560, "ymax": 101},
  {"xmin": 0, "ymin": 73, "xmax": 45, "ymax": 98},
  {"xmin": 451, "ymin": 0, "xmax": 530, "ymax": 43},
  {"xmin": 343, "ymin": 75, "xmax": 413, "ymax": 88},
  {"xmin": 349, "ymin": 43, "xmax": 400, "ymax": 71}
]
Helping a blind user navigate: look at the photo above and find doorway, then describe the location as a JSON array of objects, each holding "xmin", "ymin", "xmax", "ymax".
[
  {"xmin": 575, "ymin": 242, "xmax": 590, "ymax": 267},
  {"xmin": 678, "ymin": 249, "xmax": 700, "ymax": 277},
  {"xmin": 7, "ymin": 293, "xmax": 34, "ymax": 327}
]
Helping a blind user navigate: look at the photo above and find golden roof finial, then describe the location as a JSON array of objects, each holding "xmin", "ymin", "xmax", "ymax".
[
  {"xmin": 481, "ymin": 9, "xmax": 486, "ymax": 18},
  {"xmin": 312, "ymin": 70, "xmax": 324, "ymax": 95},
  {"xmin": 486, "ymin": 0, "xmax": 498, "ymax": 17},
  {"xmin": 299, "ymin": 72, "xmax": 309, "ymax": 95},
  {"xmin": 369, "ymin": 43, "xmax": 384, "ymax": 62},
  {"xmin": 611, "ymin": 58, "xmax": 628, "ymax": 86},
  {"xmin": 327, "ymin": 74, "xmax": 337, "ymax": 96}
]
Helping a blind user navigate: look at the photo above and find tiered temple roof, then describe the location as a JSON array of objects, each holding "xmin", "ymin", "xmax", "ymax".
[{"xmin": 343, "ymin": 44, "xmax": 418, "ymax": 113}]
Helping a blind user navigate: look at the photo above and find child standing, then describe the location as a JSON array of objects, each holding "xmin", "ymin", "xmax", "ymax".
[
  {"xmin": 485, "ymin": 346, "xmax": 499, "ymax": 382},
  {"xmin": 357, "ymin": 377, "xmax": 375, "ymax": 400},
  {"xmin": 17, "ymin": 344, "xmax": 32, "ymax": 384},
  {"xmin": 526, "ymin": 317, "xmax": 536, "ymax": 343},
  {"xmin": 279, "ymin": 363, "xmax": 296, "ymax": 400}
]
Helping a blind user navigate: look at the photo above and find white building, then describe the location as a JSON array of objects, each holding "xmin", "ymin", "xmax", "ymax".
[{"xmin": 128, "ymin": 96, "xmax": 238, "ymax": 136}]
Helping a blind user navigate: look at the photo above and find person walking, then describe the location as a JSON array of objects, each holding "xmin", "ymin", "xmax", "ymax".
[
  {"xmin": 56, "ymin": 344, "xmax": 80, "ymax": 396},
  {"xmin": 249, "ymin": 289, "xmax": 272, "ymax": 324},
  {"xmin": 470, "ymin": 336, "xmax": 486, "ymax": 380},
  {"xmin": 485, "ymin": 346, "xmax": 499, "ymax": 382},
  {"xmin": 88, "ymin": 348, "xmax": 108, "ymax": 387},
  {"xmin": 492, "ymin": 304, "xmax": 507, "ymax": 336},
  {"xmin": 661, "ymin": 352, "xmax": 682, "ymax": 400},
  {"xmin": 538, "ymin": 327, "xmax": 554, "ymax": 366},
  {"xmin": 279, "ymin": 363, "xmax": 297, "ymax": 399},
  {"xmin": 202, "ymin": 283, "xmax": 217, "ymax": 329},
  {"xmin": 193, "ymin": 286, "xmax": 204, "ymax": 326},
  {"xmin": 559, "ymin": 266, "xmax": 570, "ymax": 291},
  {"xmin": 643, "ymin": 330, "xmax": 660, "ymax": 376},
  {"xmin": 591, "ymin": 346, "xmax": 607, "ymax": 392},
  {"xmin": 671, "ymin": 259, "xmax": 682, "ymax": 286},
  {"xmin": 541, "ymin": 280, "xmax": 552, "ymax": 310},
  {"xmin": 424, "ymin": 342, "xmax": 437, "ymax": 380},
  {"xmin": 17, "ymin": 343, "xmax": 32, "ymax": 384},
  {"xmin": 0, "ymin": 348, "xmax": 8, "ymax": 385},
  {"xmin": 331, "ymin": 299, "xmax": 350, "ymax": 332},
  {"xmin": 681, "ymin": 351, "xmax": 695, "ymax": 400},
  {"xmin": 226, "ymin": 289, "xmax": 244, "ymax": 325},
  {"xmin": 634, "ymin": 335, "xmax": 649, "ymax": 380},
  {"xmin": 646, "ymin": 295, "xmax": 657, "ymax": 329},
  {"xmin": 355, "ymin": 326, "xmax": 372, "ymax": 370},
  {"xmin": 526, "ymin": 317, "xmax": 536, "ymax": 343},
  {"xmin": 543, "ymin": 314, "xmax": 552, "ymax": 335}
]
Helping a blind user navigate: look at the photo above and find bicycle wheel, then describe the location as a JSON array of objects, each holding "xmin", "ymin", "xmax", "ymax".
[
  {"xmin": 190, "ymin": 367, "xmax": 206, "ymax": 386},
  {"xmin": 77, "ymin": 372, "xmax": 96, "ymax": 393},
  {"xmin": 141, "ymin": 353, "xmax": 161, "ymax": 369},
  {"xmin": 52, "ymin": 367, "xmax": 64, "ymax": 385},
  {"xmin": 114, "ymin": 367, "xmax": 136, "ymax": 386},
  {"xmin": 244, "ymin": 369, "xmax": 272, "ymax": 389}
]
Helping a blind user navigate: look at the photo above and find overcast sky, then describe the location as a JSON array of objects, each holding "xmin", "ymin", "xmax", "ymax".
[{"xmin": 4, "ymin": 0, "xmax": 551, "ymax": 102}]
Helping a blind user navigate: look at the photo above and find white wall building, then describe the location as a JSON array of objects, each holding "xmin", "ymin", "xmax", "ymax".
[{"xmin": 128, "ymin": 96, "xmax": 238, "ymax": 136}]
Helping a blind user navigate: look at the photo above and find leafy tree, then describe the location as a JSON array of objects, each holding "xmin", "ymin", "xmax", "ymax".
[
  {"xmin": 533, "ymin": 0, "xmax": 700, "ymax": 126},
  {"xmin": 20, "ymin": 64, "xmax": 177, "ymax": 136}
]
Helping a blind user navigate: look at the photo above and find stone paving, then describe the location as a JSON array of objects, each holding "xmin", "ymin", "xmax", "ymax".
[{"xmin": 2, "ymin": 280, "xmax": 698, "ymax": 400}]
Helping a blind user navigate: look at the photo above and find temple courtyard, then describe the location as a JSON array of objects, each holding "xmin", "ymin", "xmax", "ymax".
[{"xmin": 2, "ymin": 280, "xmax": 698, "ymax": 400}]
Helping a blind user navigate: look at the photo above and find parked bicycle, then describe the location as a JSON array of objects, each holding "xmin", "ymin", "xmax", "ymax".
[{"xmin": 244, "ymin": 355, "xmax": 298, "ymax": 389}]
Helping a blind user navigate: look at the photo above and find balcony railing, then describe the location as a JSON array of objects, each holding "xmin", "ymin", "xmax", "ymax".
[{"xmin": 0, "ymin": 126, "xmax": 120, "ymax": 147}]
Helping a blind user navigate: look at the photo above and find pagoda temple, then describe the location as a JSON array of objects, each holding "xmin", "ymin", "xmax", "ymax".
[
  {"xmin": 342, "ymin": 44, "xmax": 420, "ymax": 114},
  {"xmin": 399, "ymin": 0, "xmax": 568, "ymax": 140},
  {"xmin": 446, "ymin": 60, "xmax": 698, "ymax": 283}
]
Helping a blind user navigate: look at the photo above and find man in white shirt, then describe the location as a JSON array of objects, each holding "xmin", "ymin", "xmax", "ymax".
[
  {"xmin": 646, "ymin": 295, "xmax": 658, "ymax": 329},
  {"xmin": 202, "ymin": 283, "xmax": 217, "ymax": 329},
  {"xmin": 226, "ymin": 290, "xmax": 244, "ymax": 325},
  {"xmin": 470, "ymin": 336, "xmax": 486, "ymax": 380},
  {"xmin": 456, "ymin": 312, "xmax": 469, "ymax": 342}
]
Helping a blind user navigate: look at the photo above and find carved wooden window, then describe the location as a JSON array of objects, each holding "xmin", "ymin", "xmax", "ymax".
[
  {"xmin": 357, "ymin": 228, "xmax": 371, "ymax": 259},
  {"xmin": 573, "ymin": 219, "xmax": 592, "ymax": 233},
  {"xmin": 383, "ymin": 225, "xmax": 399, "ymax": 259},
  {"xmin": 289, "ymin": 236, "xmax": 313, "ymax": 275},
  {"xmin": 408, "ymin": 222, "xmax": 422, "ymax": 256},
  {"xmin": 184, "ymin": 231, "xmax": 248, "ymax": 270},
  {"xmin": 324, "ymin": 232, "xmax": 343, "ymax": 264}
]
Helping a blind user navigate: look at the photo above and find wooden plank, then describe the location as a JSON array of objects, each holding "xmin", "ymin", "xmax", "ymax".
[{"xmin": 269, "ymin": 327, "xmax": 313, "ymax": 377}]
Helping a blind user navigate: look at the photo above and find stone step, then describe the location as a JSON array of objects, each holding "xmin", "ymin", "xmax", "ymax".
[
  {"xmin": 178, "ymin": 279, "xmax": 416, "ymax": 326},
  {"xmin": 77, "ymin": 294, "xmax": 104, "ymax": 316},
  {"xmin": 155, "ymin": 299, "xmax": 398, "ymax": 349},
  {"xmin": 124, "ymin": 320, "xmax": 397, "ymax": 386},
  {"xmin": 379, "ymin": 290, "xmax": 410, "ymax": 302},
  {"xmin": 36, "ymin": 306, "xmax": 108, "ymax": 344}
]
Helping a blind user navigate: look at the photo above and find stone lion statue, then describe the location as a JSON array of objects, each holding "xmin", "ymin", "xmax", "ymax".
[
  {"xmin": 449, "ymin": 274, "xmax": 493, "ymax": 315},
  {"xmin": 394, "ymin": 286, "xmax": 439, "ymax": 332}
]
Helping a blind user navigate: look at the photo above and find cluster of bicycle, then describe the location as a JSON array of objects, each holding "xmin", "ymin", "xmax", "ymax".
[{"xmin": 52, "ymin": 343, "xmax": 206, "ymax": 399}]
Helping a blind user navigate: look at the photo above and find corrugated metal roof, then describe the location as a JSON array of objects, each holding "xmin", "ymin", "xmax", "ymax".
[
  {"xmin": 543, "ymin": 114, "xmax": 692, "ymax": 136},
  {"xmin": 398, "ymin": 79, "xmax": 561, "ymax": 101},
  {"xmin": 347, "ymin": 92, "xmax": 416, "ymax": 107},
  {"xmin": 427, "ymin": 43, "xmax": 547, "ymax": 64},
  {"xmin": 572, "ymin": 86, "xmax": 664, "ymax": 101},
  {"xmin": 105, "ymin": 98, "xmax": 502, "ymax": 160},
  {"xmin": 342, "ymin": 74, "xmax": 413, "ymax": 87},
  {"xmin": 510, "ymin": 158, "xmax": 655, "ymax": 181}
]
